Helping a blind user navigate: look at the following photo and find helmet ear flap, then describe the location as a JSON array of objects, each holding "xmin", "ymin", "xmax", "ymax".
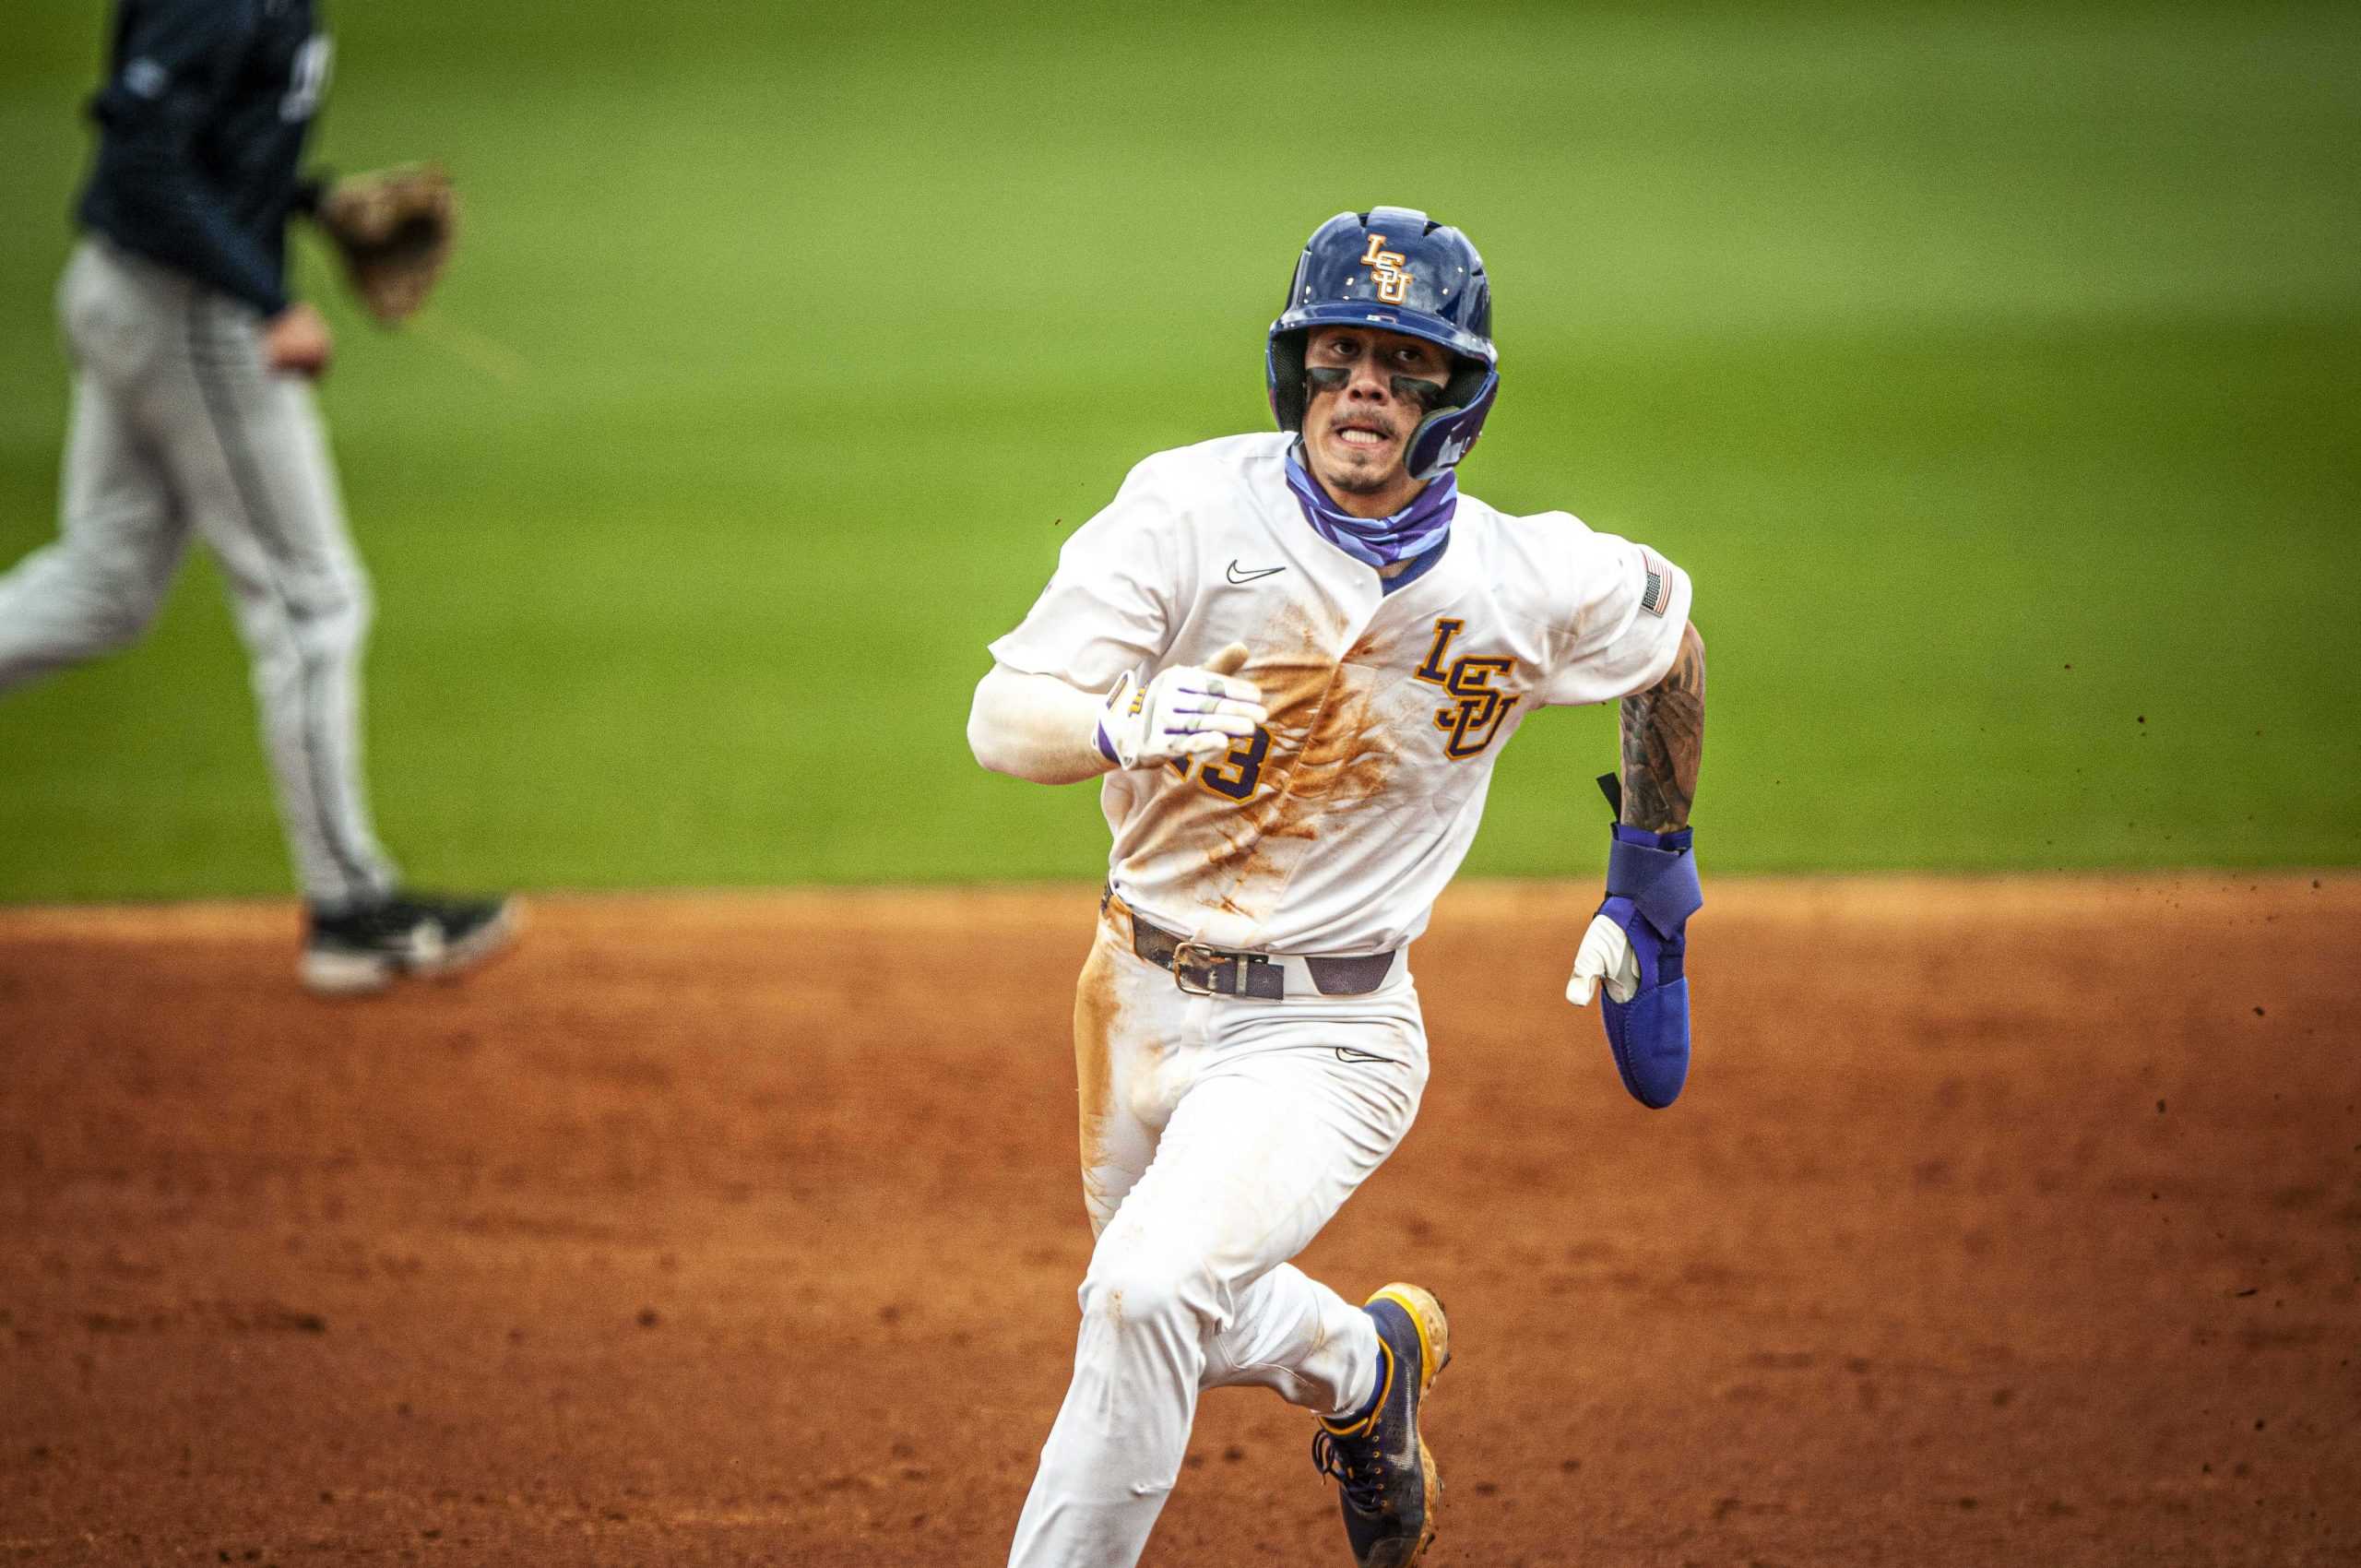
[
  {"xmin": 1403, "ymin": 366, "xmax": 1499, "ymax": 482},
  {"xmin": 1265, "ymin": 329, "xmax": 1309, "ymax": 433}
]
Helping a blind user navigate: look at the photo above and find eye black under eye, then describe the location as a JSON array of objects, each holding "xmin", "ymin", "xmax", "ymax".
[{"xmin": 1389, "ymin": 374, "xmax": 1445, "ymax": 410}]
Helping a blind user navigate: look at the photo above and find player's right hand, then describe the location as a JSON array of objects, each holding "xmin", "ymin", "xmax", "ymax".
[
  {"xmin": 1095, "ymin": 643, "xmax": 1266, "ymax": 768},
  {"xmin": 263, "ymin": 303, "xmax": 334, "ymax": 379}
]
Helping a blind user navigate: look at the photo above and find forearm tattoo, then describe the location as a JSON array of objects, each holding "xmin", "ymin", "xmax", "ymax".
[{"xmin": 1619, "ymin": 622, "xmax": 1705, "ymax": 831}]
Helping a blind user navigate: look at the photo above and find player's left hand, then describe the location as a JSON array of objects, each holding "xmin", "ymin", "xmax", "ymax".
[
  {"xmin": 1566, "ymin": 823, "xmax": 1701, "ymax": 1109},
  {"xmin": 1565, "ymin": 912, "xmax": 1638, "ymax": 1005}
]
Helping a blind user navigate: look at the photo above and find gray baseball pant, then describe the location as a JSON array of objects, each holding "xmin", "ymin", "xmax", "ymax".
[{"xmin": 0, "ymin": 238, "xmax": 397, "ymax": 907}]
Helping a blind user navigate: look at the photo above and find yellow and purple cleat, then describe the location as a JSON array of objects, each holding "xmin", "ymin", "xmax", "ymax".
[{"xmin": 1311, "ymin": 1283, "xmax": 1452, "ymax": 1568}]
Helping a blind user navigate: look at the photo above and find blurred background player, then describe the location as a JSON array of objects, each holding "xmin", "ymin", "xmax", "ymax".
[
  {"xmin": 0, "ymin": 0, "xmax": 511, "ymax": 994},
  {"xmin": 969, "ymin": 207, "xmax": 1707, "ymax": 1567}
]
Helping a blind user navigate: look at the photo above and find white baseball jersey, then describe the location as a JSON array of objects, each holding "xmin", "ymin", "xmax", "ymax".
[{"xmin": 990, "ymin": 432, "xmax": 1691, "ymax": 956}]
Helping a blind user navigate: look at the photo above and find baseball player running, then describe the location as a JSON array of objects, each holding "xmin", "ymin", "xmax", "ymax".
[
  {"xmin": 0, "ymin": 0, "xmax": 509, "ymax": 993},
  {"xmin": 967, "ymin": 207, "xmax": 1708, "ymax": 1567}
]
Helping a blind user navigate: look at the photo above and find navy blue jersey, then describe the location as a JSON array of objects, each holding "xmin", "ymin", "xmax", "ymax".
[{"xmin": 75, "ymin": 0, "xmax": 332, "ymax": 317}]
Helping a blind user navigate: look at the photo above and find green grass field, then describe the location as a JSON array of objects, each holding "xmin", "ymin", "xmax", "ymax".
[{"xmin": 2, "ymin": 1, "xmax": 2355, "ymax": 900}]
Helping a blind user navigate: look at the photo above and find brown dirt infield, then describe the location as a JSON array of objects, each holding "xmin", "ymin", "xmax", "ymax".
[{"xmin": 2, "ymin": 876, "xmax": 2356, "ymax": 1567}]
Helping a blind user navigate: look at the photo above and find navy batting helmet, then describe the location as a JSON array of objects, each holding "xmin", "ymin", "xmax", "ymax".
[{"xmin": 1266, "ymin": 207, "xmax": 1498, "ymax": 482}]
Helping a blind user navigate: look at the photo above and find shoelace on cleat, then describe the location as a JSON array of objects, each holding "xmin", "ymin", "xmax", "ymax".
[{"xmin": 1311, "ymin": 1428, "xmax": 1390, "ymax": 1516}]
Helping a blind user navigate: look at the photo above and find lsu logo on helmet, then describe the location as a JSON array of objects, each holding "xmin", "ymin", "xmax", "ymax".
[{"xmin": 1358, "ymin": 234, "xmax": 1412, "ymax": 305}]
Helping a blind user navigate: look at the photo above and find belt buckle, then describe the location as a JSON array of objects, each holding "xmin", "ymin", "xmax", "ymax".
[{"xmin": 1169, "ymin": 939, "xmax": 1228, "ymax": 997}]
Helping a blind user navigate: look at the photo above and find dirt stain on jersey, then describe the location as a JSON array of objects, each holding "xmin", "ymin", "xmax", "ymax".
[
  {"xmin": 1072, "ymin": 929, "xmax": 1122, "ymax": 1224},
  {"xmin": 1114, "ymin": 606, "xmax": 1412, "ymax": 937},
  {"xmin": 1270, "ymin": 641, "xmax": 1402, "ymax": 832},
  {"xmin": 1205, "ymin": 611, "xmax": 1404, "ymax": 912}
]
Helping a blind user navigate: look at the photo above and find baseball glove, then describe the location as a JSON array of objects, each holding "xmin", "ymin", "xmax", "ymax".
[{"xmin": 315, "ymin": 163, "xmax": 458, "ymax": 324}]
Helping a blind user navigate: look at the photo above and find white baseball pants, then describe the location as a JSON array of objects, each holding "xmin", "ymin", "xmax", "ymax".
[
  {"xmin": 0, "ymin": 239, "xmax": 395, "ymax": 906},
  {"xmin": 1007, "ymin": 902, "xmax": 1430, "ymax": 1567}
]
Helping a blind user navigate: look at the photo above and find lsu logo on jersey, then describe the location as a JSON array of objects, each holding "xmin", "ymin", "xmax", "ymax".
[
  {"xmin": 1412, "ymin": 618, "xmax": 1521, "ymax": 760},
  {"xmin": 1358, "ymin": 234, "xmax": 1412, "ymax": 305}
]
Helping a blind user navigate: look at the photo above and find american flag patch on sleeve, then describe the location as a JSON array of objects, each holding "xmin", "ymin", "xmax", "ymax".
[{"xmin": 1638, "ymin": 548, "xmax": 1670, "ymax": 617}]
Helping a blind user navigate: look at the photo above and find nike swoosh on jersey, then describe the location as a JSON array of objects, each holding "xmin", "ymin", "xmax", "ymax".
[
  {"xmin": 1333, "ymin": 1047, "xmax": 1395, "ymax": 1065},
  {"xmin": 1226, "ymin": 560, "xmax": 1287, "ymax": 584}
]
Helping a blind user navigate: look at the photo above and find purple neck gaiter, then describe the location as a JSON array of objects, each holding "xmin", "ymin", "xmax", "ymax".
[{"xmin": 1283, "ymin": 444, "xmax": 1458, "ymax": 569}]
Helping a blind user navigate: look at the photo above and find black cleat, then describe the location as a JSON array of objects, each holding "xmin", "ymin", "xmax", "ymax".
[
  {"xmin": 1311, "ymin": 1283, "xmax": 1452, "ymax": 1568},
  {"xmin": 302, "ymin": 891, "xmax": 517, "ymax": 995}
]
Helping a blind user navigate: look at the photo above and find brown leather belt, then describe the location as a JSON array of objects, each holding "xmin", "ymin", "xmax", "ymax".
[{"xmin": 1104, "ymin": 889, "xmax": 1398, "ymax": 1000}]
